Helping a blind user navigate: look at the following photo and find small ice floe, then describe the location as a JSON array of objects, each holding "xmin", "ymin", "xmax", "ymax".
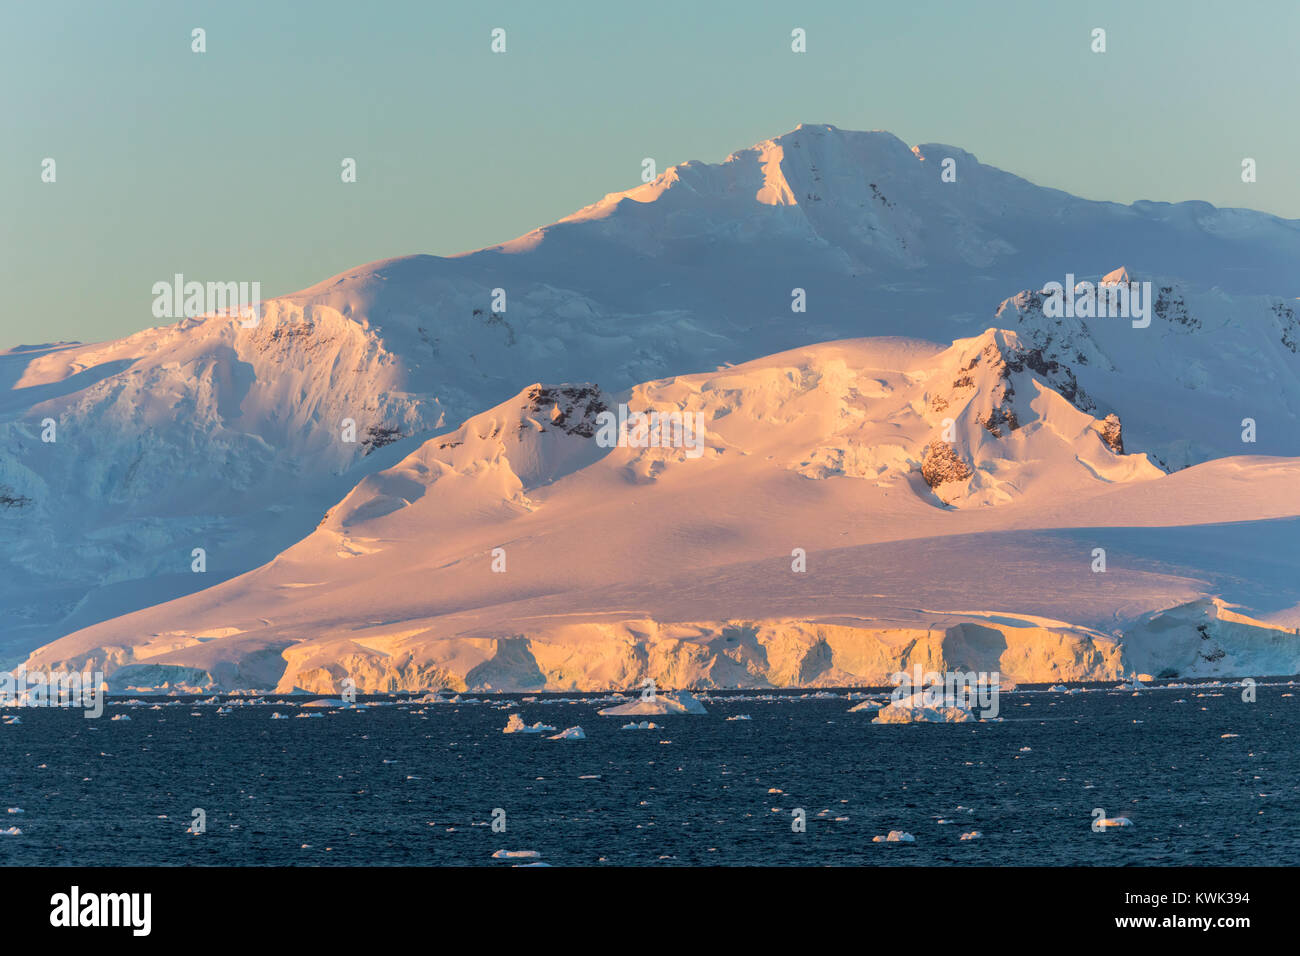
[
  {"xmin": 110, "ymin": 714, "xmax": 130, "ymax": 721},
  {"xmin": 492, "ymin": 849, "xmax": 541, "ymax": 859},
  {"xmin": 6, "ymin": 808, "xmax": 23, "ymax": 814},
  {"xmin": 1221, "ymin": 733, "xmax": 1240, "ymax": 738},
  {"xmin": 725, "ymin": 714, "xmax": 752, "ymax": 721},
  {"xmin": 872, "ymin": 831, "xmax": 915, "ymax": 843},
  {"xmin": 578, "ymin": 774, "xmax": 601, "ymax": 780},
  {"xmin": 872, "ymin": 691, "xmax": 973, "ymax": 724},
  {"xmin": 847, "ymin": 699, "xmax": 883, "ymax": 713},
  {"xmin": 767, "ymin": 788, "xmax": 784, "ymax": 794},
  {"xmin": 270, "ymin": 712, "xmax": 286, "ymax": 719},
  {"xmin": 548, "ymin": 726, "xmax": 586, "ymax": 740},
  {"xmin": 2, "ymin": 716, "xmax": 20, "ymax": 725},
  {"xmin": 514, "ymin": 861, "xmax": 551, "ymax": 867},
  {"xmin": 1019, "ymin": 747, "xmax": 1032, "ymax": 752},
  {"xmin": 503, "ymin": 714, "xmax": 556, "ymax": 734},
  {"xmin": 1047, "ymin": 684, "xmax": 1069, "ymax": 692},
  {"xmin": 960, "ymin": 831, "xmax": 982, "ymax": 840},
  {"xmin": 598, "ymin": 690, "xmax": 707, "ymax": 716},
  {"xmin": 0, "ymin": 827, "xmax": 21, "ymax": 836},
  {"xmin": 295, "ymin": 712, "xmax": 323, "ymax": 718},
  {"xmin": 620, "ymin": 721, "xmax": 657, "ymax": 730},
  {"xmin": 1094, "ymin": 816, "xmax": 1134, "ymax": 828}
]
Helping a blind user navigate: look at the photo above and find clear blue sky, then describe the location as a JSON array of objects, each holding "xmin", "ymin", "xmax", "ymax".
[{"xmin": 3, "ymin": 0, "xmax": 1297, "ymax": 343}]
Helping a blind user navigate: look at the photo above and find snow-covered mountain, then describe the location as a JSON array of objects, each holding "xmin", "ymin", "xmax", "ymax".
[
  {"xmin": 4, "ymin": 123, "xmax": 1300, "ymax": 677},
  {"xmin": 21, "ymin": 329, "xmax": 1300, "ymax": 691}
]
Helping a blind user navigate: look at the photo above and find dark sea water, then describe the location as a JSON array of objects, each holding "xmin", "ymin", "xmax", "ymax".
[{"xmin": 1, "ymin": 685, "xmax": 1296, "ymax": 866}]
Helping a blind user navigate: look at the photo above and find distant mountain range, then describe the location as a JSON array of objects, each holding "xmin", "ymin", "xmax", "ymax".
[{"xmin": 5, "ymin": 124, "xmax": 1299, "ymax": 687}]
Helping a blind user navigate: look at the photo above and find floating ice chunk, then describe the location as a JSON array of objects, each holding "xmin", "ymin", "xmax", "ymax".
[
  {"xmin": 1095, "ymin": 816, "xmax": 1134, "ymax": 828},
  {"xmin": 848, "ymin": 699, "xmax": 884, "ymax": 712},
  {"xmin": 1047, "ymin": 684, "xmax": 1069, "ymax": 692},
  {"xmin": 503, "ymin": 714, "xmax": 556, "ymax": 734},
  {"xmin": 110, "ymin": 714, "xmax": 130, "ymax": 721},
  {"xmin": 548, "ymin": 726, "xmax": 586, "ymax": 739},
  {"xmin": 872, "ymin": 831, "xmax": 915, "ymax": 843},
  {"xmin": 960, "ymin": 831, "xmax": 982, "ymax": 840},
  {"xmin": 872, "ymin": 691, "xmax": 974, "ymax": 724},
  {"xmin": 725, "ymin": 714, "xmax": 752, "ymax": 721},
  {"xmin": 492, "ymin": 849, "xmax": 542, "ymax": 859},
  {"xmin": 6, "ymin": 808, "xmax": 23, "ymax": 814},
  {"xmin": 620, "ymin": 720, "xmax": 658, "ymax": 730},
  {"xmin": 598, "ymin": 690, "xmax": 707, "ymax": 716},
  {"xmin": 1220, "ymin": 733, "xmax": 1239, "ymax": 738},
  {"xmin": 270, "ymin": 712, "xmax": 286, "ymax": 719},
  {"xmin": 0, "ymin": 827, "xmax": 21, "ymax": 836},
  {"xmin": 1019, "ymin": 747, "xmax": 1032, "ymax": 752}
]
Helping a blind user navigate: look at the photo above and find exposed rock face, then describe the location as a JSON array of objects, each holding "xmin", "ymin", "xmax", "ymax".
[
  {"xmin": 921, "ymin": 440, "xmax": 973, "ymax": 489},
  {"xmin": 1154, "ymin": 285, "xmax": 1201, "ymax": 330},
  {"xmin": 522, "ymin": 384, "xmax": 608, "ymax": 437},
  {"xmin": 1095, "ymin": 413, "xmax": 1124, "ymax": 454},
  {"xmin": 1274, "ymin": 301, "xmax": 1299, "ymax": 354}
]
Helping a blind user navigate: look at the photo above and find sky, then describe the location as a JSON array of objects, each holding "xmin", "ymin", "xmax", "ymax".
[{"xmin": 3, "ymin": 0, "xmax": 1298, "ymax": 344}]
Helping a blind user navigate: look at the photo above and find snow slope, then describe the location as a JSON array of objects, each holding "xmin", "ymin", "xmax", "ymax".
[
  {"xmin": 4, "ymin": 123, "xmax": 1300, "ymax": 670},
  {"xmin": 22, "ymin": 333, "xmax": 1300, "ymax": 691}
]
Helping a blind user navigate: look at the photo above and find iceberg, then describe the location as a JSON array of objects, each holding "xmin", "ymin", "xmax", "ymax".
[
  {"xmin": 548, "ymin": 726, "xmax": 586, "ymax": 739},
  {"xmin": 598, "ymin": 690, "xmax": 707, "ymax": 716},
  {"xmin": 872, "ymin": 691, "xmax": 974, "ymax": 724},
  {"xmin": 848, "ymin": 699, "xmax": 884, "ymax": 712},
  {"xmin": 503, "ymin": 713, "xmax": 556, "ymax": 734}
]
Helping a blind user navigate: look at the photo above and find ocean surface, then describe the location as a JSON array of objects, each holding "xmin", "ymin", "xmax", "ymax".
[{"xmin": 1, "ymin": 684, "xmax": 1296, "ymax": 866}]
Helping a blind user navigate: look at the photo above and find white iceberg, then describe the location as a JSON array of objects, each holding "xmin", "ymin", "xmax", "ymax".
[
  {"xmin": 960, "ymin": 830, "xmax": 982, "ymax": 840},
  {"xmin": 621, "ymin": 721, "xmax": 658, "ymax": 730},
  {"xmin": 598, "ymin": 690, "xmax": 707, "ymax": 716},
  {"xmin": 548, "ymin": 726, "xmax": 586, "ymax": 739},
  {"xmin": 492, "ymin": 849, "xmax": 541, "ymax": 859},
  {"xmin": 1095, "ymin": 816, "xmax": 1134, "ymax": 828},
  {"xmin": 872, "ymin": 830, "xmax": 915, "ymax": 843},
  {"xmin": 848, "ymin": 699, "xmax": 884, "ymax": 712},
  {"xmin": 872, "ymin": 691, "xmax": 974, "ymax": 724},
  {"xmin": 503, "ymin": 713, "xmax": 556, "ymax": 734}
]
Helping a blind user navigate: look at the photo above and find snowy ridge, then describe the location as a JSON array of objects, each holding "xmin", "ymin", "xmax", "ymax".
[
  {"xmin": 4, "ymin": 123, "xmax": 1300, "ymax": 674},
  {"xmin": 20, "ymin": 335, "xmax": 1300, "ymax": 692}
]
